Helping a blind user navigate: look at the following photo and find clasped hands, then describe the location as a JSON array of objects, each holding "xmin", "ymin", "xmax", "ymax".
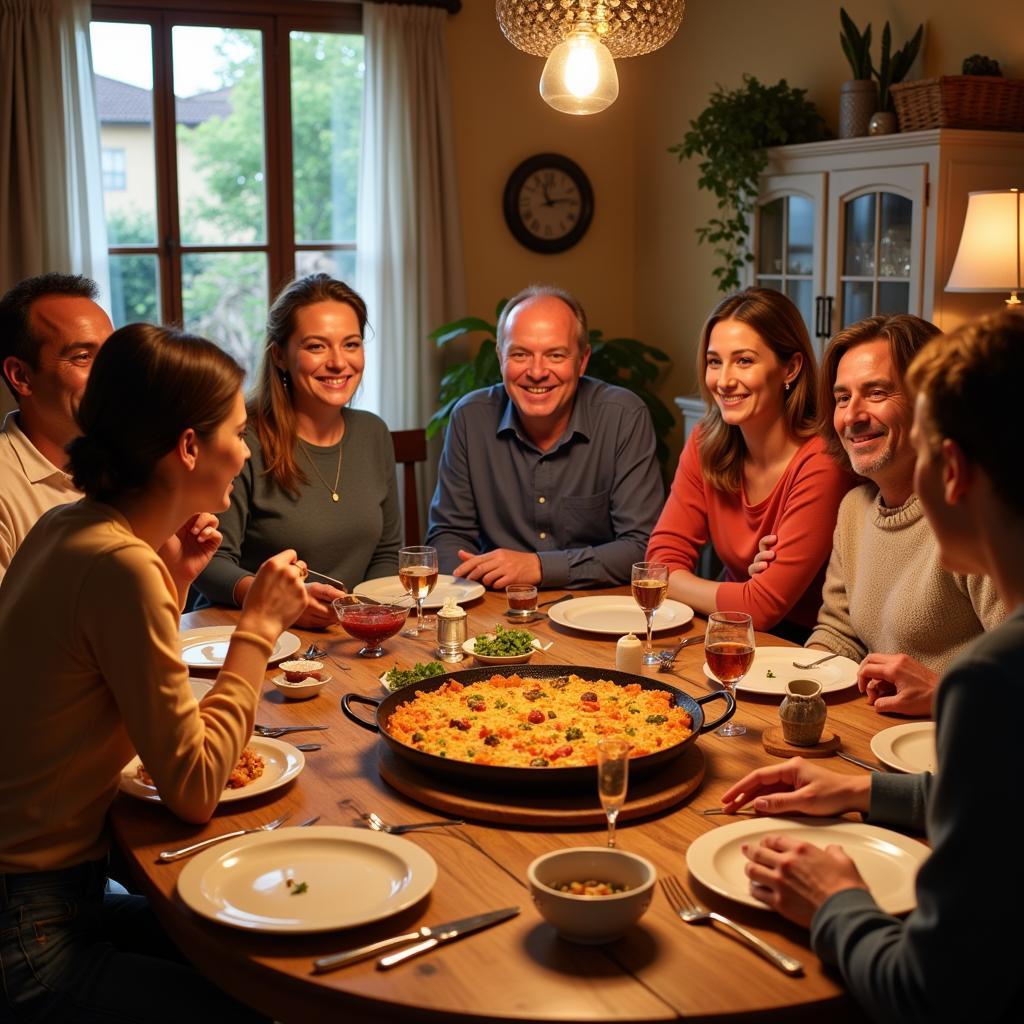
[
  {"xmin": 453, "ymin": 548, "xmax": 542, "ymax": 589},
  {"xmin": 720, "ymin": 758, "xmax": 872, "ymax": 927}
]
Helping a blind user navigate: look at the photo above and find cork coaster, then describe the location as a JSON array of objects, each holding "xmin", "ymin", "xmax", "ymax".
[{"xmin": 763, "ymin": 726, "xmax": 840, "ymax": 758}]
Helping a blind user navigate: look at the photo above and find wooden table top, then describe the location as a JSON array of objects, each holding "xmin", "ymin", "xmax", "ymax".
[{"xmin": 109, "ymin": 589, "xmax": 905, "ymax": 1023}]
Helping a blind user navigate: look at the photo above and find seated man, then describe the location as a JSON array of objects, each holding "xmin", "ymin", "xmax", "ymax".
[
  {"xmin": 0, "ymin": 273, "xmax": 113, "ymax": 582},
  {"xmin": 801, "ymin": 314, "xmax": 1003, "ymax": 714},
  {"xmin": 425, "ymin": 285, "xmax": 663, "ymax": 589}
]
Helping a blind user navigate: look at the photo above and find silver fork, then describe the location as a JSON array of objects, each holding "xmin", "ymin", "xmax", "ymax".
[
  {"xmin": 792, "ymin": 651, "xmax": 839, "ymax": 670},
  {"xmin": 254, "ymin": 724, "xmax": 329, "ymax": 738},
  {"xmin": 659, "ymin": 875, "xmax": 803, "ymax": 975},
  {"xmin": 657, "ymin": 635, "xmax": 706, "ymax": 671},
  {"xmin": 158, "ymin": 812, "xmax": 292, "ymax": 862},
  {"xmin": 363, "ymin": 811, "xmax": 465, "ymax": 834}
]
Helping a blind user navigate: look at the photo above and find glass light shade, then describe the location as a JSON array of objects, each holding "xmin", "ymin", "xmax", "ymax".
[
  {"xmin": 946, "ymin": 189, "xmax": 1023, "ymax": 305},
  {"xmin": 540, "ymin": 27, "xmax": 618, "ymax": 116}
]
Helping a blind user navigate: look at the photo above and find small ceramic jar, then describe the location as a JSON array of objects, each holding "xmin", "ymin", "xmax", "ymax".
[{"xmin": 779, "ymin": 678, "xmax": 827, "ymax": 745}]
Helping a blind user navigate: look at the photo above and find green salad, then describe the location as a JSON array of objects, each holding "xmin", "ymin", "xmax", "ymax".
[
  {"xmin": 382, "ymin": 661, "xmax": 445, "ymax": 691},
  {"xmin": 473, "ymin": 624, "xmax": 535, "ymax": 657}
]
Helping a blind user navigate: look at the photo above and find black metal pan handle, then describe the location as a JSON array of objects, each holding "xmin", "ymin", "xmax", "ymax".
[
  {"xmin": 695, "ymin": 689, "xmax": 736, "ymax": 733},
  {"xmin": 341, "ymin": 693, "xmax": 381, "ymax": 733}
]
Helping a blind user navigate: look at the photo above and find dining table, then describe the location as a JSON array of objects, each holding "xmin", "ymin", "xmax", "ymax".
[{"xmin": 108, "ymin": 586, "xmax": 920, "ymax": 1023}]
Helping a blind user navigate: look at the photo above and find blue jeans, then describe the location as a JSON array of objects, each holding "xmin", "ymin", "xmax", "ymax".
[{"xmin": 0, "ymin": 859, "xmax": 266, "ymax": 1023}]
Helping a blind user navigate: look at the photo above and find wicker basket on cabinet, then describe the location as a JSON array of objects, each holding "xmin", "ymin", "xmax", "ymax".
[{"xmin": 891, "ymin": 76, "xmax": 1024, "ymax": 131}]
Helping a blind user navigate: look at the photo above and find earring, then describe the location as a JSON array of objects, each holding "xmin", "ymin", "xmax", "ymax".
[
  {"xmin": 279, "ymin": 369, "xmax": 291, "ymax": 389},
  {"xmin": 785, "ymin": 380, "xmax": 791, "ymax": 392}
]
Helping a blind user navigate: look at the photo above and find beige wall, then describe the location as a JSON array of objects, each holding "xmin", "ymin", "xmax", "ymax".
[{"xmin": 447, "ymin": 0, "xmax": 1023, "ymax": 458}]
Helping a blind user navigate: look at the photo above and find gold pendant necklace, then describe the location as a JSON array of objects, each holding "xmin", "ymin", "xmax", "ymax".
[{"xmin": 300, "ymin": 437, "xmax": 343, "ymax": 502}]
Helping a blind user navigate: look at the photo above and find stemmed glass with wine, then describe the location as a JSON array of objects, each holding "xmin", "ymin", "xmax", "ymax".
[
  {"xmin": 597, "ymin": 739, "xmax": 630, "ymax": 848},
  {"xmin": 399, "ymin": 546, "xmax": 438, "ymax": 637},
  {"xmin": 705, "ymin": 611, "xmax": 755, "ymax": 737},
  {"xmin": 631, "ymin": 561, "xmax": 668, "ymax": 666}
]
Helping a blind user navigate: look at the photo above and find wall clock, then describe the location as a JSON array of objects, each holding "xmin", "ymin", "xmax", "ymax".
[{"xmin": 502, "ymin": 153, "xmax": 594, "ymax": 254}]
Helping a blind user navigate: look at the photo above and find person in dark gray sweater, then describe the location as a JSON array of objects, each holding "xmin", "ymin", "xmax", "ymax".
[
  {"xmin": 197, "ymin": 275, "xmax": 399, "ymax": 627},
  {"xmin": 720, "ymin": 307, "xmax": 1024, "ymax": 1022}
]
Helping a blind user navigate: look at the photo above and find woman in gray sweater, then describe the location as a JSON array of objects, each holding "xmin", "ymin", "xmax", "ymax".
[{"xmin": 197, "ymin": 275, "xmax": 400, "ymax": 627}]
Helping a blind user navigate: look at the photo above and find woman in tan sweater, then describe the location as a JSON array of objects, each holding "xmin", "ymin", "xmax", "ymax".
[{"xmin": 0, "ymin": 324, "xmax": 306, "ymax": 1022}]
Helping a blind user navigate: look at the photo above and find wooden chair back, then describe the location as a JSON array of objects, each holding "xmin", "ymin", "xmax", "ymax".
[{"xmin": 391, "ymin": 428, "xmax": 428, "ymax": 545}]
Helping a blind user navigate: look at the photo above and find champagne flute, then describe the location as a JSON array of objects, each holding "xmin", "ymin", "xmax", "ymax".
[
  {"xmin": 631, "ymin": 561, "xmax": 668, "ymax": 666},
  {"xmin": 705, "ymin": 611, "xmax": 755, "ymax": 737},
  {"xmin": 597, "ymin": 739, "xmax": 630, "ymax": 848},
  {"xmin": 399, "ymin": 546, "xmax": 438, "ymax": 637}
]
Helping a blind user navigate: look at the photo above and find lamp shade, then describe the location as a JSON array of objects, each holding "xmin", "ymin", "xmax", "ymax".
[
  {"xmin": 946, "ymin": 189, "xmax": 1022, "ymax": 296},
  {"xmin": 540, "ymin": 25, "xmax": 619, "ymax": 115}
]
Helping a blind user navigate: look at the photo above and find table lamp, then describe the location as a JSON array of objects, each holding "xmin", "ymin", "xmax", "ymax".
[{"xmin": 946, "ymin": 188, "xmax": 1022, "ymax": 307}]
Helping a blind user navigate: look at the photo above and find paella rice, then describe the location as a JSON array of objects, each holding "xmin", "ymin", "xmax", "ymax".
[{"xmin": 386, "ymin": 674, "xmax": 693, "ymax": 768}]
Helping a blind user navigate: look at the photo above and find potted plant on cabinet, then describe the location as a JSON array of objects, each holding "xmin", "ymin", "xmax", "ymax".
[
  {"xmin": 869, "ymin": 20, "xmax": 924, "ymax": 135},
  {"xmin": 839, "ymin": 7, "xmax": 876, "ymax": 138}
]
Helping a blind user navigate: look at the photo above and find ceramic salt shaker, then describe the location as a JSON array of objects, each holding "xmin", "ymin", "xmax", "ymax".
[
  {"xmin": 436, "ymin": 596, "xmax": 466, "ymax": 663},
  {"xmin": 779, "ymin": 678, "xmax": 827, "ymax": 745},
  {"xmin": 616, "ymin": 633, "xmax": 643, "ymax": 675}
]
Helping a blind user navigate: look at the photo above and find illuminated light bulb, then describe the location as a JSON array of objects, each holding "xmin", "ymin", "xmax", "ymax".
[{"xmin": 540, "ymin": 24, "xmax": 618, "ymax": 116}]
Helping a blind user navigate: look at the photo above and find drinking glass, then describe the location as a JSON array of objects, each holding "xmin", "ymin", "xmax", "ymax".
[
  {"xmin": 705, "ymin": 611, "xmax": 755, "ymax": 737},
  {"xmin": 505, "ymin": 584, "xmax": 538, "ymax": 618},
  {"xmin": 399, "ymin": 546, "xmax": 438, "ymax": 637},
  {"xmin": 597, "ymin": 739, "xmax": 630, "ymax": 848},
  {"xmin": 631, "ymin": 561, "xmax": 668, "ymax": 666}
]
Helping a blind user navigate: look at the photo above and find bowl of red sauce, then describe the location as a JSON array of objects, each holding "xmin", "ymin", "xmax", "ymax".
[{"xmin": 333, "ymin": 600, "xmax": 409, "ymax": 657}]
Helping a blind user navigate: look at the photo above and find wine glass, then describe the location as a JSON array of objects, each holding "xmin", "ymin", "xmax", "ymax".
[
  {"xmin": 399, "ymin": 546, "xmax": 438, "ymax": 637},
  {"xmin": 631, "ymin": 561, "xmax": 668, "ymax": 666},
  {"xmin": 705, "ymin": 611, "xmax": 755, "ymax": 737},
  {"xmin": 597, "ymin": 739, "xmax": 630, "ymax": 848}
]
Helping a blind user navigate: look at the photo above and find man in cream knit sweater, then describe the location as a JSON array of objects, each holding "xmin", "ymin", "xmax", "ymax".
[{"xmin": 804, "ymin": 315, "xmax": 1003, "ymax": 714}]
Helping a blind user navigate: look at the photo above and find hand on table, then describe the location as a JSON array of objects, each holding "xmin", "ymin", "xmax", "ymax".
[
  {"xmin": 720, "ymin": 757, "xmax": 871, "ymax": 817},
  {"xmin": 857, "ymin": 653, "xmax": 938, "ymax": 716},
  {"xmin": 743, "ymin": 834, "xmax": 868, "ymax": 927},
  {"xmin": 293, "ymin": 582, "xmax": 348, "ymax": 630},
  {"xmin": 454, "ymin": 548, "xmax": 542, "ymax": 589},
  {"xmin": 747, "ymin": 534, "xmax": 777, "ymax": 576},
  {"xmin": 159, "ymin": 513, "xmax": 221, "ymax": 588}
]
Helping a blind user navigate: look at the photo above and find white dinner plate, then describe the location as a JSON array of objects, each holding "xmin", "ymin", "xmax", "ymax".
[
  {"xmin": 119, "ymin": 736, "xmax": 304, "ymax": 805},
  {"xmin": 180, "ymin": 626, "xmax": 300, "ymax": 669},
  {"xmin": 687, "ymin": 817, "xmax": 929, "ymax": 915},
  {"xmin": 702, "ymin": 646, "xmax": 859, "ymax": 695},
  {"xmin": 871, "ymin": 722, "xmax": 937, "ymax": 774},
  {"xmin": 353, "ymin": 574, "xmax": 485, "ymax": 609},
  {"xmin": 547, "ymin": 596, "xmax": 694, "ymax": 636},
  {"xmin": 177, "ymin": 826, "xmax": 437, "ymax": 933}
]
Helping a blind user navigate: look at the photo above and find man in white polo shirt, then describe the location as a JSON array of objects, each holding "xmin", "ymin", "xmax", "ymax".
[{"xmin": 0, "ymin": 273, "xmax": 113, "ymax": 582}]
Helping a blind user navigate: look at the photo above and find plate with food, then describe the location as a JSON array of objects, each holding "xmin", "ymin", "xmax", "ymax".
[
  {"xmin": 119, "ymin": 736, "xmax": 304, "ymax": 804},
  {"xmin": 379, "ymin": 660, "xmax": 446, "ymax": 693},
  {"xmin": 547, "ymin": 596, "xmax": 694, "ymax": 636},
  {"xmin": 177, "ymin": 826, "xmax": 437, "ymax": 933},
  {"xmin": 870, "ymin": 721, "xmax": 937, "ymax": 774},
  {"xmin": 342, "ymin": 663, "xmax": 735, "ymax": 791},
  {"xmin": 180, "ymin": 626, "xmax": 301, "ymax": 670},
  {"xmin": 702, "ymin": 646, "xmax": 859, "ymax": 695},
  {"xmin": 686, "ymin": 817, "xmax": 930, "ymax": 915},
  {"xmin": 353, "ymin": 573, "xmax": 484, "ymax": 610},
  {"xmin": 463, "ymin": 625, "xmax": 546, "ymax": 665}
]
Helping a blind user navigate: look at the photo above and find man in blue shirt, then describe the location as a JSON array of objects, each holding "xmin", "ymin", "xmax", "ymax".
[{"xmin": 425, "ymin": 285, "xmax": 663, "ymax": 589}]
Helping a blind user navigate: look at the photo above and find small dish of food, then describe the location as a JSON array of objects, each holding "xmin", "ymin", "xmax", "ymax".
[
  {"xmin": 527, "ymin": 847, "xmax": 656, "ymax": 944},
  {"xmin": 272, "ymin": 667, "xmax": 331, "ymax": 700},
  {"xmin": 379, "ymin": 660, "xmax": 446, "ymax": 693},
  {"xmin": 464, "ymin": 625, "xmax": 541, "ymax": 665}
]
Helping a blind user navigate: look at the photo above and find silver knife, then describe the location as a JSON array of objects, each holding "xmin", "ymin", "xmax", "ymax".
[
  {"xmin": 312, "ymin": 907, "xmax": 519, "ymax": 974},
  {"xmin": 835, "ymin": 750, "xmax": 880, "ymax": 772}
]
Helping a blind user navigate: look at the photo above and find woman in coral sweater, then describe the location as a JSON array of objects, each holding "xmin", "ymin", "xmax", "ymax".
[{"xmin": 647, "ymin": 288, "xmax": 851, "ymax": 640}]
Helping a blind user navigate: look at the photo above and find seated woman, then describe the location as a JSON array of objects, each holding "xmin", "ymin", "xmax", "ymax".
[
  {"xmin": 723, "ymin": 308, "xmax": 1024, "ymax": 1020},
  {"xmin": 647, "ymin": 288, "xmax": 852, "ymax": 639},
  {"xmin": 0, "ymin": 324, "xmax": 307, "ymax": 1022},
  {"xmin": 196, "ymin": 274, "xmax": 401, "ymax": 628}
]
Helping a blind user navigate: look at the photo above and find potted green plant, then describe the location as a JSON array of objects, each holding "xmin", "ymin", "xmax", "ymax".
[
  {"xmin": 839, "ymin": 7, "xmax": 876, "ymax": 138},
  {"xmin": 869, "ymin": 20, "xmax": 924, "ymax": 134},
  {"xmin": 669, "ymin": 75, "xmax": 828, "ymax": 293},
  {"xmin": 428, "ymin": 301, "xmax": 675, "ymax": 470}
]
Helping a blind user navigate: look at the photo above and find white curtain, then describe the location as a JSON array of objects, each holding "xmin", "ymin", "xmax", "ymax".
[
  {"xmin": 0, "ymin": 0, "xmax": 109, "ymax": 303},
  {"xmin": 354, "ymin": 2, "xmax": 466, "ymax": 437}
]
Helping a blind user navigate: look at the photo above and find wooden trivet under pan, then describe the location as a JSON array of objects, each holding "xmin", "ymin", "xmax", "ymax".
[
  {"xmin": 378, "ymin": 744, "xmax": 705, "ymax": 827},
  {"xmin": 762, "ymin": 726, "xmax": 840, "ymax": 758}
]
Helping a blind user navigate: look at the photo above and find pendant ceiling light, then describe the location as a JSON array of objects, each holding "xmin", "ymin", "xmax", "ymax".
[{"xmin": 496, "ymin": 1, "xmax": 685, "ymax": 116}]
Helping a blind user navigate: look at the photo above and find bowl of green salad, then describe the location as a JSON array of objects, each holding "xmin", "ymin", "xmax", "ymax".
[
  {"xmin": 463, "ymin": 624, "xmax": 540, "ymax": 665},
  {"xmin": 379, "ymin": 660, "xmax": 446, "ymax": 693}
]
